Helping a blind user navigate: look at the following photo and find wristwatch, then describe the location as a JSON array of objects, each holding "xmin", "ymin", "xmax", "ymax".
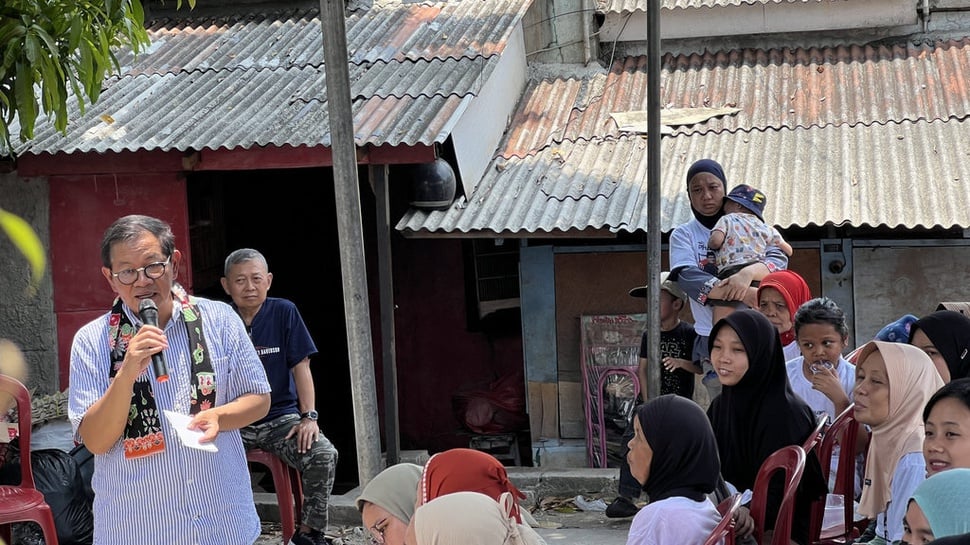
[{"xmin": 300, "ymin": 409, "xmax": 319, "ymax": 421}]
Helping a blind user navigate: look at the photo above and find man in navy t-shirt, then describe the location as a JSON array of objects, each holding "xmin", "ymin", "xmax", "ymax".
[{"xmin": 222, "ymin": 248, "xmax": 338, "ymax": 545}]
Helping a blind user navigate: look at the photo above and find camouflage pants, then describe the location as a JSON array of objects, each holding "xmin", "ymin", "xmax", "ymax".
[{"xmin": 241, "ymin": 413, "xmax": 338, "ymax": 533}]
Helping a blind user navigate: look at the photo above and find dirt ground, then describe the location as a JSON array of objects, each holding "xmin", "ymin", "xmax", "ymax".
[{"xmin": 255, "ymin": 495, "xmax": 635, "ymax": 545}]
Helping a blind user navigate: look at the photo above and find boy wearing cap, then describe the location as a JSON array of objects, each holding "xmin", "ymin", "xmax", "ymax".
[
  {"xmin": 708, "ymin": 184, "xmax": 793, "ymax": 323},
  {"xmin": 605, "ymin": 271, "xmax": 698, "ymax": 519},
  {"xmin": 709, "ymin": 184, "xmax": 793, "ymax": 278}
]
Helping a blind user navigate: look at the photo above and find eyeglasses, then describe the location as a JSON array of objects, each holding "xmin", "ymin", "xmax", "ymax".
[
  {"xmin": 368, "ymin": 523, "xmax": 386, "ymax": 545},
  {"xmin": 111, "ymin": 258, "xmax": 170, "ymax": 286}
]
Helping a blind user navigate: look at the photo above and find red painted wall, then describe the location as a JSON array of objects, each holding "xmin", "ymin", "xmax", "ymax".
[
  {"xmin": 50, "ymin": 173, "xmax": 190, "ymax": 386},
  {"xmin": 388, "ymin": 237, "xmax": 526, "ymax": 453}
]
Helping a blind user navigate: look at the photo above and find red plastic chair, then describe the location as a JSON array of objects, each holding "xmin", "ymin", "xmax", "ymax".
[
  {"xmin": 247, "ymin": 448, "xmax": 303, "ymax": 544},
  {"xmin": 802, "ymin": 413, "xmax": 829, "ymax": 453},
  {"xmin": 704, "ymin": 493, "xmax": 743, "ymax": 545},
  {"xmin": 749, "ymin": 445, "xmax": 807, "ymax": 545},
  {"xmin": 808, "ymin": 404, "xmax": 863, "ymax": 545},
  {"xmin": 0, "ymin": 375, "xmax": 59, "ymax": 545}
]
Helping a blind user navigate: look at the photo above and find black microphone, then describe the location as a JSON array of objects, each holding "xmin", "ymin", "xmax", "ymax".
[{"xmin": 138, "ymin": 299, "xmax": 170, "ymax": 382}]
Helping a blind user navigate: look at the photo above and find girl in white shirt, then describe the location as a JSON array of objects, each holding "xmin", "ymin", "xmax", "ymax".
[{"xmin": 625, "ymin": 394, "xmax": 722, "ymax": 545}]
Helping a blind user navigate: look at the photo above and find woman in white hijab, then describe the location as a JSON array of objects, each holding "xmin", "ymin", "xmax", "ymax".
[
  {"xmin": 356, "ymin": 463, "xmax": 424, "ymax": 545},
  {"xmin": 406, "ymin": 491, "xmax": 546, "ymax": 545}
]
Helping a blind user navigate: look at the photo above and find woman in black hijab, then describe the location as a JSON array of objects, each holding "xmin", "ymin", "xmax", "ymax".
[
  {"xmin": 707, "ymin": 309, "xmax": 827, "ymax": 545},
  {"xmin": 908, "ymin": 310, "xmax": 970, "ymax": 383},
  {"xmin": 626, "ymin": 394, "xmax": 722, "ymax": 545}
]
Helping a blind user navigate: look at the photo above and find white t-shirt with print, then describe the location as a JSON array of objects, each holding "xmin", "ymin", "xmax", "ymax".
[{"xmin": 669, "ymin": 219, "xmax": 717, "ymax": 336}]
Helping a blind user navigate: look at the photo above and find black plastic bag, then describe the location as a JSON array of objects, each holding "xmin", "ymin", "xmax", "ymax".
[
  {"xmin": 27, "ymin": 448, "xmax": 93, "ymax": 545},
  {"xmin": 70, "ymin": 444, "xmax": 94, "ymax": 503}
]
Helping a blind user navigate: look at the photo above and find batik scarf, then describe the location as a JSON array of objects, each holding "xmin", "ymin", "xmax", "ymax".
[{"xmin": 108, "ymin": 283, "xmax": 216, "ymax": 458}]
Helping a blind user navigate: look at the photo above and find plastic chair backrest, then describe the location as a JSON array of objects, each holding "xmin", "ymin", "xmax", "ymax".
[
  {"xmin": 0, "ymin": 374, "xmax": 36, "ymax": 489},
  {"xmin": 809, "ymin": 403, "xmax": 860, "ymax": 545},
  {"xmin": 749, "ymin": 445, "xmax": 807, "ymax": 545},
  {"xmin": 704, "ymin": 493, "xmax": 743, "ymax": 545},
  {"xmin": 802, "ymin": 413, "xmax": 829, "ymax": 453},
  {"xmin": 0, "ymin": 374, "xmax": 60, "ymax": 545}
]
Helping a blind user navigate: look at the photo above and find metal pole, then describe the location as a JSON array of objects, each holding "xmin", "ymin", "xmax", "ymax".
[
  {"xmin": 318, "ymin": 0, "xmax": 383, "ymax": 485},
  {"xmin": 645, "ymin": 0, "xmax": 662, "ymax": 400}
]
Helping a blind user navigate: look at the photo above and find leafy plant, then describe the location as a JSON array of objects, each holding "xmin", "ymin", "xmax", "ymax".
[
  {"xmin": 0, "ymin": 207, "xmax": 45, "ymax": 295},
  {"xmin": 0, "ymin": 0, "xmax": 154, "ymax": 155}
]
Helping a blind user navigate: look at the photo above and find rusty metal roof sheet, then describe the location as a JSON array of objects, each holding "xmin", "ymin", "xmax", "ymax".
[
  {"xmin": 14, "ymin": 0, "xmax": 528, "ymax": 155},
  {"xmin": 500, "ymin": 39, "xmax": 970, "ymax": 159},
  {"xmin": 398, "ymin": 36, "xmax": 970, "ymax": 235},
  {"xmin": 397, "ymin": 116, "xmax": 970, "ymax": 236}
]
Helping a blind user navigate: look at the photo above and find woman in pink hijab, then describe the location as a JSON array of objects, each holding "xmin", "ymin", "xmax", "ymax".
[{"xmin": 757, "ymin": 269, "xmax": 812, "ymax": 362}]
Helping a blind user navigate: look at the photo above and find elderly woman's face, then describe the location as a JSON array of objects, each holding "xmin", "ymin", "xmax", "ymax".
[
  {"xmin": 687, "ymin": 173, "xmax": 725, "ymax": 217},
  {"xmin": 362, "ymin": 502, "xmax": 410, "ymax": 545},
  {"xmin": 757, "ymin": 287, "xmax": 792, "ymax": 334}
]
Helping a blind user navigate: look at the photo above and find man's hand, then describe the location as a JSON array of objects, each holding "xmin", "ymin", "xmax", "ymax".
[
  {"xmin": 286, "ymin": 419, "xmax": 320, "ymax": 454},
  {"xmin": 121, "ymin": 325, "xmax": 167, "ymax": 381},
  {"xmin": 188, "ymin": 410, "xmax": 222, "ymax": 443}
]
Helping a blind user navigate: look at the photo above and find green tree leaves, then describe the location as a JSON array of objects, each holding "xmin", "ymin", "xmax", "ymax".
[
  {"xmin": 0, "ymin": 207, "xmax": 45, "ymax": 296},
  {"xmin": 0, "ymin": 0, "xmax": 152, "ymax": 155}
]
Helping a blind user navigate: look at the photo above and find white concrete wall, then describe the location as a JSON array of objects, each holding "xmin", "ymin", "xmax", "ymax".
[
  {"xmin": 598, "ymin": 0, "xmax": 917, "ymax": 42},
  {"xmin": 452, "ymin": 24, "xmax": 529, "ymax": 197}
]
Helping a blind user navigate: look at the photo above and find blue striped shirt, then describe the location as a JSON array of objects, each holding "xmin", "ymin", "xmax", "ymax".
[{"xmin": 69, "ymin": 297, "xmax": 272, "ymax": 545}]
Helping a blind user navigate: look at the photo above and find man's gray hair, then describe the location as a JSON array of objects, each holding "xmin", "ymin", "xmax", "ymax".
[{"xmin": 224, "ymin": 248, "xmax": 268, "ymax": 276}]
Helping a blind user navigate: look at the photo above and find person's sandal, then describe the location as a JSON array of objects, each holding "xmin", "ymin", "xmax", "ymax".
[{"xmin": 604, "ymin": 496, "xmax": 640, "ymax": 518}]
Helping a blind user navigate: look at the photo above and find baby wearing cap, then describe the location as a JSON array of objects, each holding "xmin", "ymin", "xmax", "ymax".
[{"xmin": 708, "ymin": 184, "xmax": 793, "ymax": 323}]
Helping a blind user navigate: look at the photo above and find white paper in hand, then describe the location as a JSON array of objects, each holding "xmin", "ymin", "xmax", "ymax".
[{"xmin": 163, "ymin": 410, "xmax": 218, "ymax": 452}]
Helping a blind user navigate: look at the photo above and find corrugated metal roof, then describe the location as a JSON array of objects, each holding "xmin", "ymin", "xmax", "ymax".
[
  {"xmin": 397, "ymin": 117, "xmax": 970, "ymax": 235},
  {"xmin": 398, "ymin": 36, "xmax": 970, "ymax": 235},
  {"xmin": 599, "ymin": 0, "xmax": 828, "ymax": 15},
  {"xmin": 14, "ymin": 0, "xmax": 528, "ymax": 155},
  {"xmin": 501, "ymin": 39, "xmax": 970, "ymax": 158}
]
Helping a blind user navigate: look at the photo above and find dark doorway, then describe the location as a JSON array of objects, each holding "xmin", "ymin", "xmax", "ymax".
[{"xmin": 187, "ymin": 168, "xmax": 361, "ymax": 493}]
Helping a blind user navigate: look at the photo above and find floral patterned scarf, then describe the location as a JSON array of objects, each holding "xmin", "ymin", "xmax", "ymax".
[{"xmin": 108, "ymin": 283, "xmax": 216, "ymax": 459}]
